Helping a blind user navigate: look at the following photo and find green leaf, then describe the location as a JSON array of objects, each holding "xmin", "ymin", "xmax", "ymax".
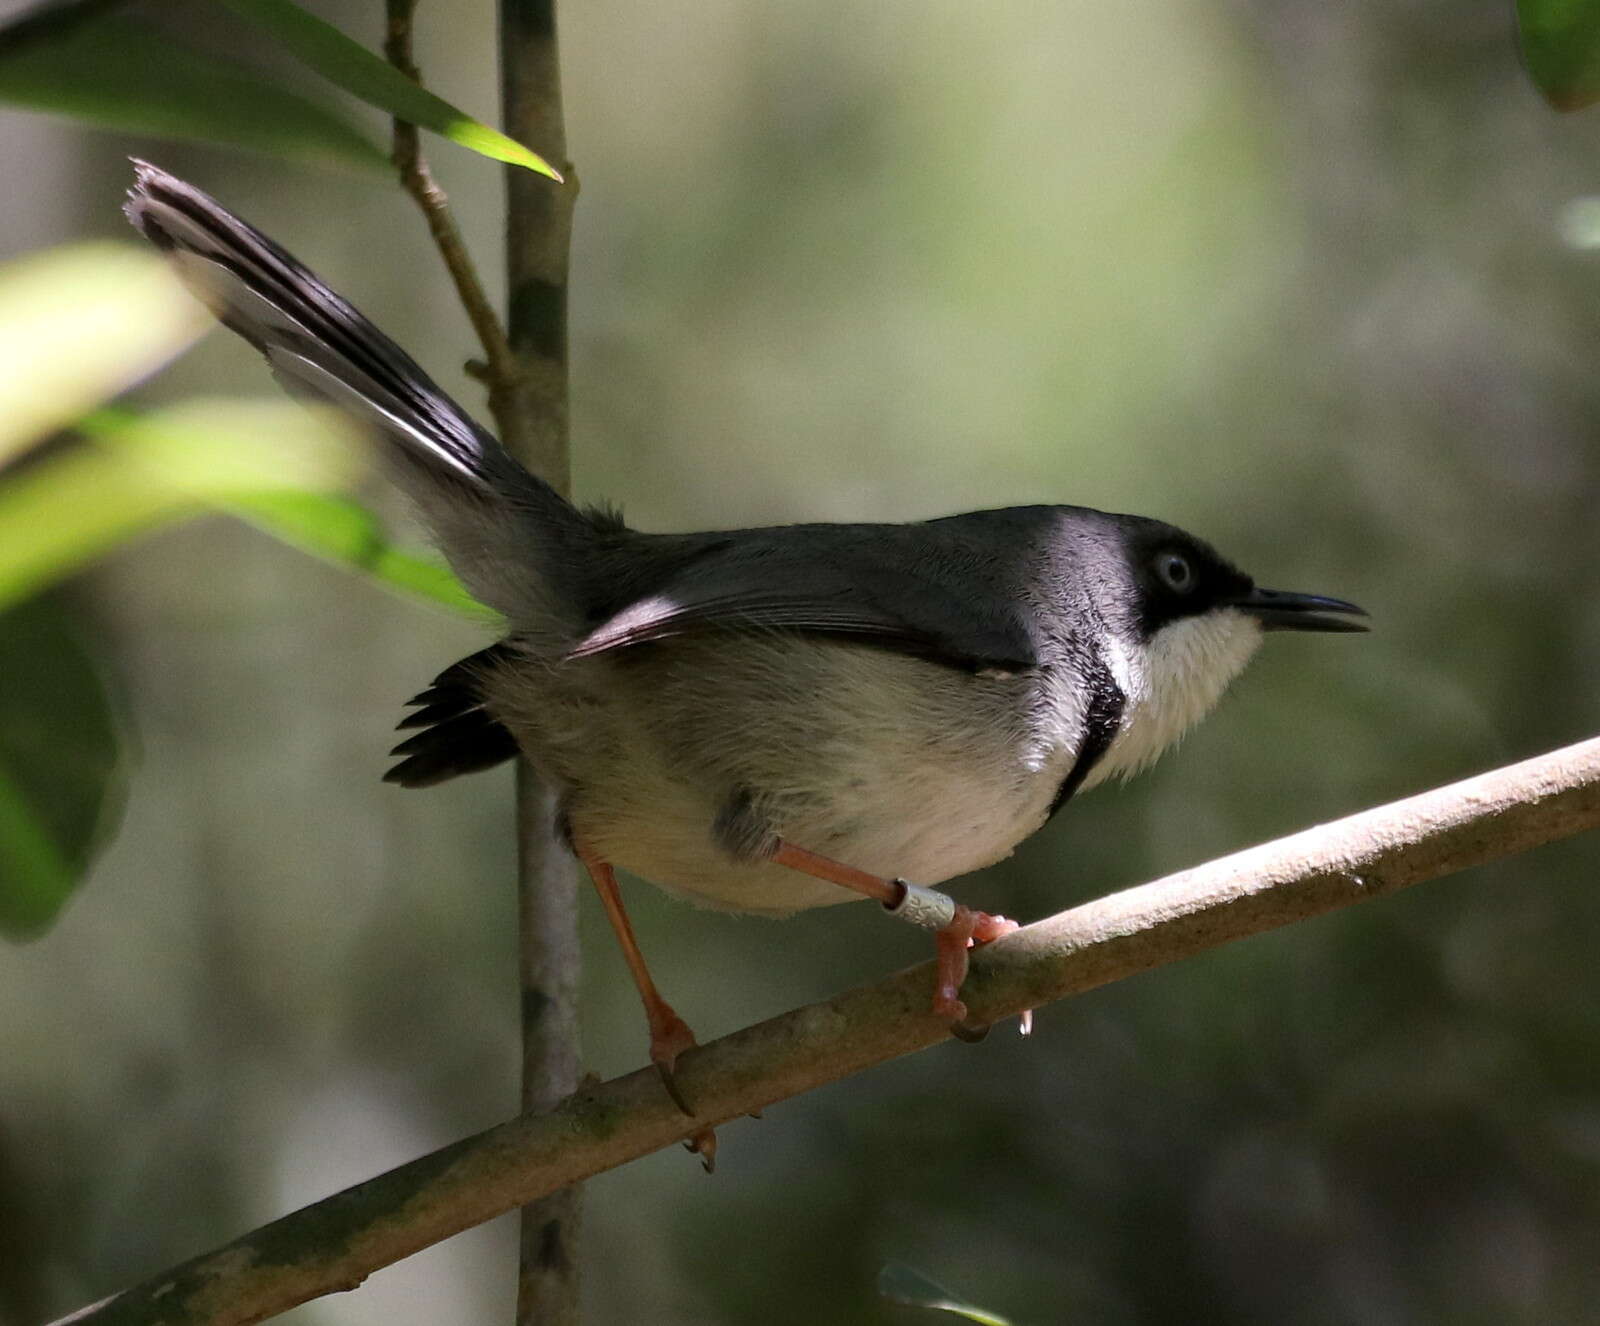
[
  {"xmin": 227, "ymin": 488, "xmax": 488, "ymax": 619},
  {"xmin": 0, "ymin": 400, "xmax": 482, "ymax": 937},
  {"xmin": 0, "ymin": 432, "xmax": 191, "ymax": 609},
  {"xmin": 877, "ymin": 1264, "xmax": 1016, "ymax": 1326},
  {"xmin": 0, "ymin": 399, "xmax": 486, "ymax": 630},
  {"xmin": 0, "ymin": 598, "xmax": 127, "ymax": 940},
  {"xmin": 0, "ymin": 398, "xmax": 360, "ymax": 610},
  {"xmin": 0, "ymin": 243, "xmax": 209, "ymax": 468},
  {"xmin": 217, "ymin": 0, "xmax": 564, "ymax": 179},
  {"xmin": 82, "ymin": 401, "xmax": 489, "ymax": 619},
  {"xmin": 0, "ymin": 400, "xmax": 488, "ymax": 617},
  {"xmin": 0, "ymin": 10, "xmax": 389, "ymax": 172},
  {"xmin": 1517, "ymin": 0, "xmax": 1600, "ymax": 111}
]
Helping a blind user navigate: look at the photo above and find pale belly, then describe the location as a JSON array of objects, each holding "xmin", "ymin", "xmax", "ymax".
[
  {"xmin": 577, "ymin": 748, "xmax": 1066, "ymax": 916},
  {"xmin": 507, "ymin": 635, "xmax": 1084, "ymax": 918}
]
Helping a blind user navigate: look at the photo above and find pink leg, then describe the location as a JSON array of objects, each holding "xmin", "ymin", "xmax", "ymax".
[
  {"xmin": 577, "ymin": 849, "xmax": 716, "ymax": 1167},
  {"xmin": 772, "ymin": 839, "xmax": 1023, "ymax": 1028}
]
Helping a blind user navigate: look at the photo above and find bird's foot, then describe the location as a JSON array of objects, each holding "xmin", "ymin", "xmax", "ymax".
[
  {"xmin": 765, "ymin": 838, "xmax": 1032, "ymax": 1035},
  {"xmin": 647, "ymin": 1000, "xmax": 700, "ymax": 1115},
  {"xmin": 683, "ymin": 1128, "xmax": 718, "ymax": 1173},
  {"xmin": 932, "ymin": 906, "xmax": 1030, "ymax": 1033},
  {"xmin": 646, "ymin": 1002, "xmax": 718, "ymax": 1169}
]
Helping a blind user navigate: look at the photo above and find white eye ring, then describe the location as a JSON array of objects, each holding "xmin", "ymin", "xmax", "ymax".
[{"xmin": 1156, "ymin": 553, "xmax": 1194, "ymax": 592}]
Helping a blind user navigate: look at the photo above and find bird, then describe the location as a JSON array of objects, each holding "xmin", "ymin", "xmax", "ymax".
[{"xmin": 125, "ymin": 161, "xmax": 1366, "ymax": 1140}]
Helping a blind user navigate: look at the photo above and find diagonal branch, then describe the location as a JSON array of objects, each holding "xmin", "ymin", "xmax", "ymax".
[{"xmin": 49, "ymin": 734, "xmax": 1600, "ymax": 1326}]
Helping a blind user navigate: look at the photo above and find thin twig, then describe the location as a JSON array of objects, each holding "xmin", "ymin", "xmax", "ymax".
[
  {"xmin": 49, "ymin": 734, "xmax": 1600, "ymax": 1326},
  {"xmin": 382, "ymin": 0, "xmax": 520, "ymax": 405}
]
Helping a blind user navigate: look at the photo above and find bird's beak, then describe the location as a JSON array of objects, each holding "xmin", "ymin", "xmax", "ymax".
[{"xmin": 1234, "ymin": 587, "xmax": 1369, "ymax": 633}]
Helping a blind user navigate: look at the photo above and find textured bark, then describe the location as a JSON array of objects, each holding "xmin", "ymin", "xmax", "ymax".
[{"xmin": 497, "ymin": 3, "xmax": 582, "ymax": 1323}]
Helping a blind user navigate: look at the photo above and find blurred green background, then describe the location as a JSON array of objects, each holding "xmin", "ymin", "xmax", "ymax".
[{"xmin": 5, "ymin": 1, "xmax": 1600, "ymax": 1323}]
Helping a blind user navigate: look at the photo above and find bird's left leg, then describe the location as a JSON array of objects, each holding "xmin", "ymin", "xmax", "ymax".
[
  {"xmin": 769, "ymin": 840, "xmax": 1021, "ymax": 1026},
  {"xmin": 576, "ymin": 847, "xmax": 717, "ymax": 1168}
]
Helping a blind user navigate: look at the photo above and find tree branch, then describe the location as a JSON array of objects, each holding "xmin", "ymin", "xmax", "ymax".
[{"xmin": 50, "ymin": 734, "xmax": 1600, "ymax": 1326}]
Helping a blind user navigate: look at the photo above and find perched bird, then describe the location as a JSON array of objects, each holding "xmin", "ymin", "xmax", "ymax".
[{"xmin": 125, "ymin": 162, "xmax": 1366, "ymax": 1134}]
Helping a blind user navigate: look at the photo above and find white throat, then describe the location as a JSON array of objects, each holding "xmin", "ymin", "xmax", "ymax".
[{"xmin": 1090, "ymin": 608, "xmax": 1263, "ymax": 786}]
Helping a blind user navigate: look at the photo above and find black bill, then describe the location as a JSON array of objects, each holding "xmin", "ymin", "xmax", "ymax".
[{"xmin": 1235, "ymin": 587, "xmax": 1369, "ymax": 633}]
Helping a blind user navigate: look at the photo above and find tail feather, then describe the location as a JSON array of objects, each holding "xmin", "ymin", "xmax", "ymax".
[
  {"xmin": 125, "ymin": 160, "xmax": 490, "ymax": 485},
  {"xmin": 384, "ymin": 645, "xmax": 519, "ymax": 787},
  {"xmin": 124, "ymin": 160, "xmax": 591, "ymax": 622}
]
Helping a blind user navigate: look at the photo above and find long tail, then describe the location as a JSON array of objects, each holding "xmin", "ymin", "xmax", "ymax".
[{"xmin": 123, "ymin": 160, "xmax": 592, "ymax": 621}]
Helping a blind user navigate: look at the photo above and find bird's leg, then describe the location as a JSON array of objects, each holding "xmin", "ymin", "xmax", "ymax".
[
  {"xmin": 769, "ymin": 840, "xmax": 902, "ymax": 903},
  {"xmin": 770, "ymin": 840, "xmax": 1021, "ymax": 1026},
  {"xmin": 576, "ymin": 849, "xmax": 715, "ymax": 1165}
]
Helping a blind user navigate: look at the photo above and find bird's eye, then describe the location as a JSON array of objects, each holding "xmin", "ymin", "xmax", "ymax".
[{"xmin": 1155, "ymin": 552, "xmax": 1194, "ymax": 593}]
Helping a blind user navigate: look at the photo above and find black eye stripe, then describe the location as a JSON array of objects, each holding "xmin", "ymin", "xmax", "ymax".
[{"xmin": 1131, "ymin": 528, "xmax": 1253, "ymax": 640}]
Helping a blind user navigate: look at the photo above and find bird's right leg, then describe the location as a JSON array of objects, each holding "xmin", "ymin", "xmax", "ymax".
[{"xmin": 769, "ymin": 840, "xmax": 1022, "ymax": 1027}]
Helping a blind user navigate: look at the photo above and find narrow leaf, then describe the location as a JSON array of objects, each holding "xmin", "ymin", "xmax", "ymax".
[
  {"xmin": 227, "ymin": 489, "xmax": 488, "ymax": 619},
  {"xmin": 0, "ymin": 438, "xmax": 190, "ymax": 609},
  {"xmin": 217, "ymin": 0, "xmax": 563, "ymax": 179},
  {"xmin": 0, "ymin": 598, "xmax": 127, "ymax": 940},
  {"xmin": 877, "ymin": 1264, "xmax": 1016, "ymax": 1326},
  {"xmin": 0, "ymin": 11, "xmax": 389, "ymax": 172},
  {"xmin": 0, "ymin": 397, "xmax": 364, "ymax": 611},
  {"xmin": 78, "ymin": 401, "xmax": 491, "ymax": 619},
  {"xmin": 1517, "ymin": 0, "xmax": 1600, "ymax": 111},
  {"xmin": 0, "ymin": 401, "xmax": 486, "ymax": 616},
  {"xmin": 0, "ymin": 243, "xmax": 208, "ymax": 467}
]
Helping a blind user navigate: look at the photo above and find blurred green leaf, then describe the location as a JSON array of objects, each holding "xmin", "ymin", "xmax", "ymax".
[
  {"xmin": 227, "ymin": 488, "xmax": 487, "ymax": 619},
  {"xmin": 877, "ymin": 1264, "xmax": 1016, "ymax": 1325},
  {"xmin": 0, "ymin": 397, "xmax": 482, "ymax": 938},
  {"xmin": 81, "ymin": 399, "xmax": 368, "ymax": 496},
  {"xmin": 0, "ymin": 400, "xmax": 487, "ymax": 616},
  {"xmin": 0, "ymin": 434, "xmax": 189, "ymax": 608},
  {"xmin": 0, "ymin": 243, "xmax": 208, "ymax": 468},
  {"xmin": 0, "ymin": 399, "xmax": 361, "ymax": 608},
  {"xmin": 217, "ymin": 0, "xmax": 563, "ymax": 179},
  {"xmin": 0, "ymin": 10, "xmax": 389, "ymax": 172},
  {"xmin": 1517, "ymin": 0, "xmax": 1600, "ymax": 111},
  {"xmin": 0, "ymin": 597, "xmax": 126, "ymax": 940},
  {"xmin": 78, "ymin": 401, "xmax": 488, "ymax": 618}
]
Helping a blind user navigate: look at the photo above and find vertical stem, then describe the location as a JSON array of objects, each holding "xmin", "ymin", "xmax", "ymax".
[
  {"xmin": 510, "ymin": 774, "xmax": 582, "ymax": 1323},
  {"xmin": 499, "ymin": 3, "xmax": 581, "ymax": 1323},
  {"xmin": 498, "ymin": 0, "xmax": 574, "ymax": 491}
]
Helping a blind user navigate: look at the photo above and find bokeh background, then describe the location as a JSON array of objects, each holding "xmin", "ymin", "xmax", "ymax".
[{"xmin": 5, "ymin": 1, "xmax": 1600, "ymax": 1322}]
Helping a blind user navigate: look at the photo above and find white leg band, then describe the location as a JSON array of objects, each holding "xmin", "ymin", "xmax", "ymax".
[{"xmin": 882, "ymin": 878, "xmax": 957, "ymax": 931}]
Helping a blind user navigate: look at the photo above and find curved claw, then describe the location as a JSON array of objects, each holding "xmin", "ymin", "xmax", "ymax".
[{"xmin": 684, "ymin": 1128, "xmax": 718, "ymax": 1173}]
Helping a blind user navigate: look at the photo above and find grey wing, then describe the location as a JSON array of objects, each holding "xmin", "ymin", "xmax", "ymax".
[{"xmin": 568, "ymin": 534, "xmax": 1039, "ymax": 671}]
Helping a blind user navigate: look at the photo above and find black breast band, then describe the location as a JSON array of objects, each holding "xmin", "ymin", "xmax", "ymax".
[{"xmin": 1045, "ymin": 648, "xmax": 1125, "ymax": 820}]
